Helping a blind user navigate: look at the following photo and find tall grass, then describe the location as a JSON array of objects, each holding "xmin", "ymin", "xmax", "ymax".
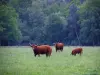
[{"xmin": 0, "ymin": 46, "xmax": 100, "ymax": 75}]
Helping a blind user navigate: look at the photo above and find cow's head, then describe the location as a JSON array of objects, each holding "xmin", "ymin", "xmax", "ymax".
[{"xmin": 29, "ymin": 43, "xmax": 37, "ymax": 48}]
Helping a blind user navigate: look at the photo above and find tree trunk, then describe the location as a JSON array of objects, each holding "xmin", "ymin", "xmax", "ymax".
[{"xmin": 75, "ymin": 29, "xmax": 81, "ymax": 46}]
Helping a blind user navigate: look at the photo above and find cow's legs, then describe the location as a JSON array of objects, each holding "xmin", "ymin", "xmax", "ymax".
[
  {"xmin": 61, "ymin": 49, "xmax": 63, "ymax": 52},
  {"xmin": 74, "ymin": 54, "xmax": 76, "ymax": 56},
  {"xmin": 80, "ymin": 51, "xmax": 83, "ymax": 56},
  {"xmin": 38, "ymin": 54, "xmax": 40, "ymax": 57},
  {"xmin": 34, "ymin": 54, "xmax": 36, "ymax": 57},
  {"xmin": 80, "ymin": 53, "xmax": 82, "ymax": 56},
  {"xmin": 46, "ymin": 53, "xmax": 48, "ymax": 57},
  {"xmin": 56, "ymin": 49, "xmax": 57, "ymax": 52}
]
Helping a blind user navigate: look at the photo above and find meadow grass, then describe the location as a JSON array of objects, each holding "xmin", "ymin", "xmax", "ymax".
[{"xmin": 0, "ymin": 46, "xmax": 100, "ymax": 75}]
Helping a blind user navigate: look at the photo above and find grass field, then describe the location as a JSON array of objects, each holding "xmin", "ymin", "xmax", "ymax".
[{"xmin": 0, "ymin": 46, "xmax": 100, "ymax": 75}]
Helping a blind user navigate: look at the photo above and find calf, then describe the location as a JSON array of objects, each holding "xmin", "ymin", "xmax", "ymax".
[{"xmin": 71, "ymin": 47, "xmax": 83, "ymax": 56}]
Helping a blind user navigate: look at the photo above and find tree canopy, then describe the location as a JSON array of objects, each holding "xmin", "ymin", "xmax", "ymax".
[{"xmin": 0, "ymin": 0, "xmax": 100, "ymax": 46}]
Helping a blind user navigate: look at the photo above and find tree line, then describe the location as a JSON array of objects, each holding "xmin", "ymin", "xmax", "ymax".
[{"xmin": 0, "ymin": 0, "xmax": 100, "ymax": 46}]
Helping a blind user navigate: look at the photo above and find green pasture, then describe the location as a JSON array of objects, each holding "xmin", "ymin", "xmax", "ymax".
[{"xmin": 0, "ymin": 46, "xmax": 100, "ymax": 75}]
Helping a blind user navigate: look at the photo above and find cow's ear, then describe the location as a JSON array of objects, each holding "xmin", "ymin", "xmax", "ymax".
[{"xmin": 33, "ymin": 45, "xmax": 37, "ymax": 48}]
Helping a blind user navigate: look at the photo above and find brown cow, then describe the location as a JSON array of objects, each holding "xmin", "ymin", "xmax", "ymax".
[
  {"xmin": 71, "ymin": 47, "xmax": 83, "ymax": 56},
  {"xmin": 30, "ymin": 44, "xmax": 52, "ymax": 57},
  {"xmin": 54, "ymin": 42, "xmax": 64, "ymax": 52}
]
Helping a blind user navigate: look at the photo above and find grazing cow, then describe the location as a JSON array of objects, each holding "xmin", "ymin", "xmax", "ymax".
[
  {"xmin": 54, "ymin": 42, "xmax": 64, "ymax": 52},
  {"xmin": 30, "ymin": 44, "xmax": 52, "ymax": 57},
  {"xmin": 71, "ymin": 47, "xmax": 83, "ymax": 56}
]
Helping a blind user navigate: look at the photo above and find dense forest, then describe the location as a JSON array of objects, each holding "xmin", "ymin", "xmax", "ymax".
[{"xmin": 0, "ymin": 0, "xmax": 100, "ymax": 46}]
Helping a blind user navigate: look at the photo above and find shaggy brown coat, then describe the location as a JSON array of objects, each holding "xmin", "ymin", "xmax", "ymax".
[
  {"xmin": 71, "ymin": 47, "xmax": 83, "ymax": 56},
  {"xmin": 54, "ymin": 43, "xmax": 64, "ymax": 52},
  {"xmin": 30, "ymin": 44, "xmax": 52, "ymax": 57}
]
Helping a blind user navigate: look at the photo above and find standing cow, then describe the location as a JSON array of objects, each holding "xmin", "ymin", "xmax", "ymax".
[
  {"xmin": 71, "ymin": 47, "xmax": 83, "ymax": 56},
  {"xmin": 30, "ymin": 44, "xmax": 52, "ymax": 57},
  {"xmin": 54, "ymin": 42, "xmax": 64, "ymax": 52}
]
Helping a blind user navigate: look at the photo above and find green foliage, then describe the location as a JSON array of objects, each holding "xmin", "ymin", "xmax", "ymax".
[
  {"xmin": 1, "ymin": 0, "xmax": 100, "ymax": 46},
  {"xmin": 43, "ymin": 3, "xmax": 60, "ymax": 15},
  {"xmin": 86, "ymin": 0, "xmax": 100, "ymax": 9},
  {"xmin": 78, "ymin": 0, "xmax": 100, "ymax": 45},
  {"xmin": 0, "ymin": 4, "xmax": 21, "ymax": 45},
  {"xmin": 44, "ymin": 12, "xmax": 66, "ymax": 42}
]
